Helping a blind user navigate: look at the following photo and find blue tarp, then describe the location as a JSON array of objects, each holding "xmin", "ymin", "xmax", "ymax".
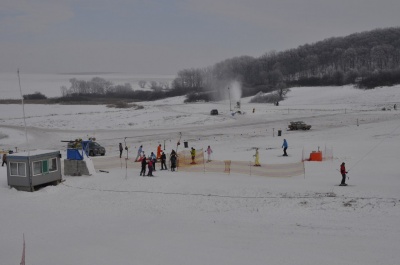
[{"xmin": 67, "ymin": 149, "xmax": 83, "ymax": 160}]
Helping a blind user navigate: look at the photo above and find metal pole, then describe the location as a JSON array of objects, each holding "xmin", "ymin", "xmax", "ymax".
[
  {"xmin": 17, "ymin": 69, "xmax": 29, "ymax": 151},
  {"xmin": 228, "ymin": 87, "xmax": 232, "ymax": 111}
]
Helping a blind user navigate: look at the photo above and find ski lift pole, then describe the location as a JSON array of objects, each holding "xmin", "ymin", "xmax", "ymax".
[
  {"xmin": 176, "ymin": 132, "xmax": 182, "ymax": 153},
  {"xmin": 124, "ymin": 137, "xmax": 128, "ymax": 159}
]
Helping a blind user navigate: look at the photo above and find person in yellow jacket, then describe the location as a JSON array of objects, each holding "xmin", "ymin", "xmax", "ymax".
[
  {"xmin": 253, "ymin": 148, "xmax": 260, "ymax": 166},
  {"xmin": 190, "ymin": 147, "xmax": 196, "ymax": 164}
]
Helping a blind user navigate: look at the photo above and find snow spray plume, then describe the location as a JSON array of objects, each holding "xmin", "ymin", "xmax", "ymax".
[
  {"xmin": 207, "ymin": 79, "xmax": 242, "ymax": 102},
  {"xmin": 228, "ymin": 81, "xmax": 242, "ymax": 102}
]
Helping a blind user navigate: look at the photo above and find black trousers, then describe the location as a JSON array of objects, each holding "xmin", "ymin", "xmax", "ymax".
[
  {"xmin": 283, "ymin": 147, "xmax": 287, "ymax": 156},
  {"xmin": 140, "ymin": 166, "xmax": 146, "ymax": 176},
  {"xmin": 341, "ymin": 174, "xmax": 346, "ymax": 184},
  {"xmin": 161, "ymin": 160, "xmax": 167, "ymax": 169}
]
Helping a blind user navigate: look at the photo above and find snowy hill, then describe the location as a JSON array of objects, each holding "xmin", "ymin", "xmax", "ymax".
[{"xmin": 0, "ymin": 85, "xmax": 399, "ymax": 265}]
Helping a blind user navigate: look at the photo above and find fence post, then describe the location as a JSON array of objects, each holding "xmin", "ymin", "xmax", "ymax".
[
  {"xmin": 224, "ymin": 160, "xmax": 231, "ymax": 174},
  {"xmin": 203, "ymin": 149, "xmax": 205, "ymax": 174}
]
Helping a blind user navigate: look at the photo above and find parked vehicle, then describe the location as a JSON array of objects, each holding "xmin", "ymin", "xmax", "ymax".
[
  {"xmin": 67, "ymin": 140, "xmax": 106, "ymax": 156},
  {"xmin": 288, "ymin": 121, "xmax": 311, "ymax": 130},
  {"xmin": 87, "ymin": 141, "xmax": 106, "ymax": 156},
  {"xmin": 210, "ymin": 109, "xmax": 219, "ymax": 115}
]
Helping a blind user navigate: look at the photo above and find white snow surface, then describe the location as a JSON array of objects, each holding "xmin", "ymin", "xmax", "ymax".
[{"xmin": 1, "ymin": 84, "xmax": 400, "ymax": 265}]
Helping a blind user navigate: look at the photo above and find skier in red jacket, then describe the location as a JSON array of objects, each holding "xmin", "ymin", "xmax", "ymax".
[{"xmin": 340, "ymin": 162, "xmax": 348, "ymax": 186}]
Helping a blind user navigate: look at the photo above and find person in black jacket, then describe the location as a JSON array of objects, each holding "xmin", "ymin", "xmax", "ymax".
[
  {"xmin": 119, "ymin": 143, "xmax": 123, "ymax": 158},
  {"xmin": 170, "ymin": 150, "xmax": 177, "ymax": 171},
  {"xmin": 160, "ymin": 152, "xmax": 167, "ymax": 170},
  {"xmin": 2, "ymin": 153, "xmax": 6, "ymax": 167}
]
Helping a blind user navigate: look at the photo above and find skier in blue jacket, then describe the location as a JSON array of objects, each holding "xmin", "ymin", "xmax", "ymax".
[{"xmin": 282, "ymin": 139, "xmax": 288, "ymax": 156}]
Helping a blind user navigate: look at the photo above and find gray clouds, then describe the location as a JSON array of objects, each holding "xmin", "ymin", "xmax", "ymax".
[{"xmin": 1, "ymin": 0, "xmax": 399, "ymax": 74}]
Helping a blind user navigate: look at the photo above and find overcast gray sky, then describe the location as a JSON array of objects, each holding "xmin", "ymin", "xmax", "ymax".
[{"xmin": 1, "ymin": 0, "xmax": 399, "ymax": 75}]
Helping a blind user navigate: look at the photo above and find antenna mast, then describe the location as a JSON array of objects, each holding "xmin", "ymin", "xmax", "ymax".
[{"xmin": 17, "ymin": 69, "xmax": 29, "ymax": 150}]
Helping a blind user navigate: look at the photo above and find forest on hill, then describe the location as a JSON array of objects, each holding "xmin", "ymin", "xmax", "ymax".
[
  {"xmin": 173, "ymin": 27, "xmax": 400, "ymax": 102},
  {"xmin": 16, "ymin": 27, "xmax": 399, "ymax": 105}
]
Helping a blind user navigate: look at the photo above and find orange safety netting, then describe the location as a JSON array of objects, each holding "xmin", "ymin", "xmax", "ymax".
[
  {"xmin": 176, "ymin": 159, "xmax": 305, "ymax": 178},
  {"xmin": 91, "ymin": 150, "xmax": 305, "ymax": 178}
]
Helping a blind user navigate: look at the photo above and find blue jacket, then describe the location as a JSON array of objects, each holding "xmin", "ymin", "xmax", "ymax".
[{"xmin": 282, "ymin": 139, "xmax": 288, "ymax": 148}]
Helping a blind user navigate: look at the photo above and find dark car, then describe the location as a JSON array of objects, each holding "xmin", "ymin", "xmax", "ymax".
[
  {"xmin": 68, "ymin": 141, "xmax": 106, "ymax": 156},
  {"xmin": 87, "ymin": 142, "xmax": 106, "ymax": 156},
  {"xmin": 210, "ymin": 109, "xmax": 219, "ymax": 115}
]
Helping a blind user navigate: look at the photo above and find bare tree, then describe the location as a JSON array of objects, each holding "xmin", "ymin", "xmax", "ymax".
[
  {"xmin": 138, "ymin": 80, "xmax": 146, "ymax": 88},
  {"xmin": 60, "ymin": 86, "xmax": 67, "ymax": 97}
]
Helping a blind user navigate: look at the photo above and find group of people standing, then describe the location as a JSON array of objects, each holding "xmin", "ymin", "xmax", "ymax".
[
  {"xmin": 134, "ymin": 144, "xmax": 178, "ymax": 177},
  {"xmin": 119, "ymin": 143, "xmax": 213, "ymax": 176},
  {"xmin": 119, "ymin": 140, "xmax": 349, "ymax": 186}
]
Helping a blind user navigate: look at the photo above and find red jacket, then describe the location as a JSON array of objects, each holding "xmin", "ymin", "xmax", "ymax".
[{"xmin": 340, "ymin": 164, "xmax": 346, "ymax": 174}]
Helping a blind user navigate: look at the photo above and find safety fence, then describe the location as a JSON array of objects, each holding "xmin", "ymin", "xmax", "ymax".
[
  {"xmin": 177, "ymin": 159, "xmax": 305, "ymax": 178},
  {"xmin": 92, "ymin": 150, "xmax": 305, "ymax": 178}
]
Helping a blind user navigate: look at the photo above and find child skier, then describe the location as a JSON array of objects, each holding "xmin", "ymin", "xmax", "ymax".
[
  {"xmin": 205, "ymin": 146, "xmax": 213, "ymax": 162},
  {"xmin": 135, "ymin": 145, "xmax": 143, "ymax": 161},
  {"xmin": 147, "ymin": 158, "xmax": 154, "ymax": 176},
  {"xmin": 253, "ymin": 148, "xmax": 260, "ymax": 166},
  {"xmin": 190, "ymin": 147, "xmax": 196, "ymax": 164}
]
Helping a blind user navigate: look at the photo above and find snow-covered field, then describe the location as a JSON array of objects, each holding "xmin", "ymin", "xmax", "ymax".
[{"xmin": 1, "ymin": 84, "xmax": 400, "ymax": 265}]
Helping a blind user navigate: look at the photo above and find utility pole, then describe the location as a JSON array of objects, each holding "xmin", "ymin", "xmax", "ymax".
[{"xmin": 228, "ymin": 87, "xmax": 232, "ymax": 111}]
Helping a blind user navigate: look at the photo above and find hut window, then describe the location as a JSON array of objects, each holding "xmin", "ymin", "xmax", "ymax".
[
  {"xmin": 33, "ymin": 161, "xmax": 43, "ymax": 175},
  {"xmin": 33, "ymin": 158, "xmax": 58, "ymax": 175},
  {"xmin": 10, "ymin": 162, "xmax": 26, "ymax": 177},
  {"xmin": 49, "ymin": 158, "xmax": 57, "ymax": 172}
]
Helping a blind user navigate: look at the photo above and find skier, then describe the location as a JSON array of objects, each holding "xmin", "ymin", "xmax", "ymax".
[
  {"xmin": 150, "ymin": 152, "xmax": 157, "ymax": 171},
  {"xmin": 135, "ymin": 145, "xmax": 143, "ymax": 161},
  {"xmin": 2, "ymin": 153, "xmax": 7, "ymax": 167},
  {"xmin": 119, "ymin": 143, "xmax": 123, "ymax": 158},
  {"xmin": 340, "ymin": 162, "xmax": 348, "ymax": 186},
  {"xmin": 147, "ymin": 158, "xmax": 154, "ymax": 176},
  {"xmin": 253, "ymin": 148, "xmax": 260, "ymax": 166},
  {"xmin": 282, "ymin": 139, "xmax": 288, "ymax": 156},
  {"xmin": 140, "ymin": 156, "xmax": 147, "ymax": 176},
  {"xmin": 170, "ymin": 150, "xmax": 177, "ymax": 171},
  {"xmin": 160, "ymin": 152, "xmax": 167, "ymax": 170},
  {"xmin": 157, "ymin": 144, "xmax": 162, "ymax": 159},
  {"xmin": 205, "ymin": 145, "xmax": 213, "ymax": 162},
  {"xmin": 190, "ymin": 147, "xmax": 196, "ymax": 164}
]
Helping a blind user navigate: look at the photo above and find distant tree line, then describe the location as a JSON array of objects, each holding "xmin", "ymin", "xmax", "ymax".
[
  {"xmin": 173, "ymin": 27, "xmax": 400, "ymax": 103},
  {"xmin": 55, "ymin": 28, "xmax": 399, "ymax": 104},
  {"xmin": 23, "ymin": 92, "xmax": 47, "ymax": 100},
  {"xmin": 58, "ymin": 77, "xmax": 196, "ymax": 102}
]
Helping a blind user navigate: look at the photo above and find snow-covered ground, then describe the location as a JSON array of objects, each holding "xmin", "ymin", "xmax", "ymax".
[{"xmin": 1, "ymin": 84, "xmax": 400, "ymax": 265}]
